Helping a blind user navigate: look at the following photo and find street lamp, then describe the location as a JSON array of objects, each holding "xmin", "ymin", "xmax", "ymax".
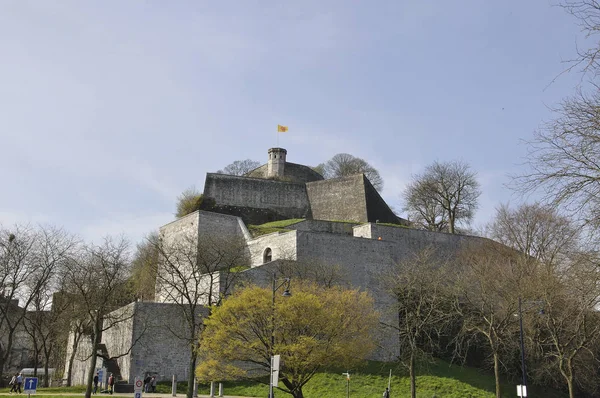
[
  {"xmin": 517, "ymin": 297, "xmax": 544, "ymax": 398},
  {"xmin": 518, "ymin": 297, "xmax": 527, "ymax": 398},
  {"xmin": 270, "ymin": 273, "xmax": 291, "ymax": 398}
]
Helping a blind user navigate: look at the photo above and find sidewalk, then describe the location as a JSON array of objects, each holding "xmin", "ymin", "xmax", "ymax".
[{"xmin": 0, "ymin": 394, "xmax": 253, "ymax": 398}]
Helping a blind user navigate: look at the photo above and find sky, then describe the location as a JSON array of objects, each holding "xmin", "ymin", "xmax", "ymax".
[{"xmin": 0, "ymin": 0, "xmax": 589, "ymax": 245}]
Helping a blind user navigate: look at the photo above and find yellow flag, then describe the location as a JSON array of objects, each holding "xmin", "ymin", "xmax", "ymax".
[{"xmin": 277, "ymin": 124, "xmax": 288, "ymax": 133}]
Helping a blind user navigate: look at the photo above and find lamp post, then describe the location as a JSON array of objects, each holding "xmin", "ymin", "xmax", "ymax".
[
  {"xmin": 270, "ymin": 274, "xmax": 291, "ymax": 398},
  {"xmin": 518, "ymin": 297, "xmax": 527, "ymax": 397},
  {"xmin": 518, "ymin": 298, "xmax": 544, "ymax": 398}
]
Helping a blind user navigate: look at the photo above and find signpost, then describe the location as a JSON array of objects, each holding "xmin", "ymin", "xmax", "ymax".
[
  {"xmin": 271, "ymin": 355, "xmax": 280, "ymax": 388},
  {"xmin": 517, "ymin": 384, "xmax": 527, "ymax": 397},
  {"xmin": 23, "ymin": 377, "xmax": 38, "ymax": 396},
  {"xmin": 134, "ymin": 377, "xmax": 144, "ymax": 398}
]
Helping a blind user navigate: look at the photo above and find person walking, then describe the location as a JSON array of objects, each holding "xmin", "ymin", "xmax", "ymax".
[
  {"xmin": 93, "ymin": 373, "xmax": 99, "ymax": 394},
  {"xmin": 150, "ymin": 376, "xmax": 156, "ymax": 393},
  {"xmin": 15, "ymin": 373, "xmax": 22, "ymax": 394},
  {"xmin": 383, "ymin": 387, "xmax": 390, "ymax": 398},
  {"xmin": 108, "ymin": 373, "xmax": 115, "ymax": 395},
  {"xmin": 8, "ymin": 374, "xmax": 17, "ymax": 394},
  {"xmin": 144, "ymin": 376, "xmax": 151, "ymax": 393}
]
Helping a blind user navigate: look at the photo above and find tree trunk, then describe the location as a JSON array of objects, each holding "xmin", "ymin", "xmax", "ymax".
[
  {"xmin": 292, "ymin": 389, "xmax": 304, "ymax": 398},
  {"xmin": 493, "ymin": 352, "xmax": 501, "ymax": 398},
  {"xmin": 84, "ymin": 323, "xmax": 102, "ymax": 398},
  {"xmin": 410, "ymin": 351, "xmax": 416, "ymax": 398},
  {"xmin": 186, "ymin": 352, "xmax": 197, "ymax": 398}
]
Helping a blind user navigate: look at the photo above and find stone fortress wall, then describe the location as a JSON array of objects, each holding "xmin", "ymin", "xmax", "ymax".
[
  {"xmin": 203, "ymin": 173, "xmax": 312, "ymax": 223},
  {"xmin": 67, "ymin": 147, "xmax": 491, "ymax": 384}
]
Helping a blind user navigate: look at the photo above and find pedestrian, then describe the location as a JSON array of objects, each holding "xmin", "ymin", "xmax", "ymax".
[
  {"xmin": 15, "ymin": 373, "xmax": 22, "ymax": 394},
  {"xmin": 383, "ymin": 387, "xmax": 390, "ymax": 398},
  {"xmin": 150, "ymin": 376, "xmax": 156, "ymax": 393},
  {"xmin": 108, "ymin": 373, "xmax": 115, "ymax": 395},
  {"xmin": 93, "ymin": 373, "xmax": 99, "ymax": 394},
  {"xmin": 8, "ymin": 374, "xmax": 16, "ymax": 394},
  {"xmin": 144, "ymin": 376, "xmax": 151, "ymax": 393}
]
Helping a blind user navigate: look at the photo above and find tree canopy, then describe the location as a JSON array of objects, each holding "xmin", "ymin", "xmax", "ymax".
[
  {"xmin": 403, "ymin": 160, "xmax": 480, "ymax": 234},
  {"xmin": 317, "ymin": 153, "xmax": 384, "ymax": 192},
  {"xmin": 196, "ymin": 282, "xmax": 379, "ymax": 398},
  {"xmin": 217, "ymin": 159, "xmax": 261, "ymax": 176}
]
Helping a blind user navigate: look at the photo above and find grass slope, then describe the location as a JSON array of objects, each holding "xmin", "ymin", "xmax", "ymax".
[
  {"xmin": 192, "ymin": 359, "xmax": 564, "ymax": 398},
  {"xmin": 247, "ymin": 219, "xmax": 304, "ymax": 237}
]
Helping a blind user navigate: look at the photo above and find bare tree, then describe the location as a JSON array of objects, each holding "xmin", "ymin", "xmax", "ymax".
[
  {"xmin": 404, "ymin": 160, "xmax": 480, "ymax": 234},
  {"xmin": 381, "ymin": 248, "xmax": 455, "ymax": 398},
  {"xmin": 320, "ymin": 153, "xmax": 384, "ymax": 192},
  {"xmin": 153, "ymin": 232, "xmax": 250, "ymax": 398},
  {"xmin": 560, "ymin": 0, "xmax": 600, "ymax": 77},
  {"xmin": 0, "ymin": 225, "xmax": 75, "ymax": 380},
  {"xmin": 453, "ymin": 241, "xmax": 531, "ymax": 398},
  {"xmin": 487, "ymin": 203, "xmax": 580, "ymax": 271},
  {"xmin": 530, "ymin": 252, "xmax": 600, "ymax": 398},
  {"xmin": 515, "ymin": 90, "xmax": 600, "ymax": 230},
  {"xmin": 62, "ymin": 237, "xmax": 133, "ymax": 398},
  {"xmin": 216, "ymin": 159, "xmax": 261, "ymax": 176},
  {"xmin": 402, "ymin": 179, "xmax": 448, "ymax": 232}
]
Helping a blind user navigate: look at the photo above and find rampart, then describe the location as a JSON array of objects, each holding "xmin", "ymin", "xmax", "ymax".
[
  {"xmin": 203, "ymin": 174, "xmax": 312, "ymax": 223},
  {"xmin": 305, "ymin": 175, "xmax": 369, "ymax": 222}
]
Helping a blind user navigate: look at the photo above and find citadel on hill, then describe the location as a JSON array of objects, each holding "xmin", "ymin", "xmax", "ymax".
[{"xmin": 64, "ymin": 147, "xmax": 489, "ymax": 386}]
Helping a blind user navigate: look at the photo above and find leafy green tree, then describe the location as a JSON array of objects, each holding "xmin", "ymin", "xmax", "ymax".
[
  {"xmin": 129, "ymin": 232, "xmax": 159, "ymax": 301},
  {"xmin": 196, "ymin": 282, "xmax": 379, "ymax": 398},
  {"xmin": 175, "ymin": 187, "xmax": 215, "ymax": 218}
]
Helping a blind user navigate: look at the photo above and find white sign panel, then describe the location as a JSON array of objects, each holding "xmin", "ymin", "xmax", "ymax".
[
  {"xmin": 271, "ymin": 355, "xmax": 281, "ymax": 387},
  {"xmin": 134, "ymin": 377, "xmax": 144, "ymax": 393},
  {"xmin": 517, "ymin": 385, "xmax": 527, "ymax": 397}
]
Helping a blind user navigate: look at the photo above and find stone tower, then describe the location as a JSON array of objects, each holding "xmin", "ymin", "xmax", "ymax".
[{"xmin": 267, "ymin": 147, "xmax": 287, "ymax": 178}]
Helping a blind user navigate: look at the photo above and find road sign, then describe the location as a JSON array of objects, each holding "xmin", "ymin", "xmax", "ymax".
[
  {"xmin": 23, "ymin": 377, "xmax": 38, "ymax": 394},
  {"xmin": 134, "ymin": 377, "xmax": 144, "ymax": 393},
  {"xmin": 134, "ymin": 392, "xmax": 142, "ymax": 398}
]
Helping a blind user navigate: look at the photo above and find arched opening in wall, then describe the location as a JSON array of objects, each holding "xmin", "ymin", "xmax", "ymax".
[{"xmin": 263, "ymin": 248, "xmax": 272, "ymax": 263}]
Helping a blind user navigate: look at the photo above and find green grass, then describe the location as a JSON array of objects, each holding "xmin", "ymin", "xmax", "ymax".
[
  {"xmin": 376, "ymin": 222, "xmax": 410, "ymax": 228},
  {"xmin": 186, "ymin": 359, "xmax": 563, "ymax": 398},
  {"xmin": 247, "ymin": 219, "xmax": 305, "ymax": 237}
]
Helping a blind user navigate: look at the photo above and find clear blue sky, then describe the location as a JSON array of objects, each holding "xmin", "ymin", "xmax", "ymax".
[{"xmin": 0, "ymin": 0, "xmax": 586, "ymax": 244}]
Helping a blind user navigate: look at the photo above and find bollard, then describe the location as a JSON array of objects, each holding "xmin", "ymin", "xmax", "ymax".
[
  {"xmin": 193, "ymin": 377, "xmax": 198, "ymax": 398},
  {"xmin": 171, "ymin": 375, "xmax": 177, "ymax": 397},
  {"xmin": 209, "ymin": 381, "xmax": 215, "ymax": 398},
  {"xmin": 218, "ymin": 383, "xmax": 223, "ymax": 397}
]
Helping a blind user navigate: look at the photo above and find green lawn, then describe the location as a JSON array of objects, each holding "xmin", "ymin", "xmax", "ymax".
[
  {"xmin": 159, "ymin": 359, "xmax": 565, "ymax": 398},
  {"xmin": 247, "ymin": 219, "xmax": 304, "ymax": 237}
]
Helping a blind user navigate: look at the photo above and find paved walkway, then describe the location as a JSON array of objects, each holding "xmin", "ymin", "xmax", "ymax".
[{"xmin": 0, "ymin": 394, "xmax": 253, "ymax": 398}]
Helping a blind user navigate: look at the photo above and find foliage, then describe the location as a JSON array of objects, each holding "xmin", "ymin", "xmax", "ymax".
[
  {"xmin": 403, "ymin": 160, "xmax": 480, "ymax": 234},
  {"xmin": 217, "ymin": 159, "xmax": 261, "ymax": 176},
  {"xmin": 175, "ymin": 187, "xmax": 215, "ymax": 218},
  {"xmin": 197, "ymin": 282, "xmax": 379, "ymax": 398},
  {"xmin": 319, "ymin": 153, "xmax": 384, "ymax": 192},
  {"xmin": 129, "ymin": 232, "xmax": 159, "ymax": 301},
  {"xmin": 153, "ymin": 231, "xmax": 250, "ymax": 398}
]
